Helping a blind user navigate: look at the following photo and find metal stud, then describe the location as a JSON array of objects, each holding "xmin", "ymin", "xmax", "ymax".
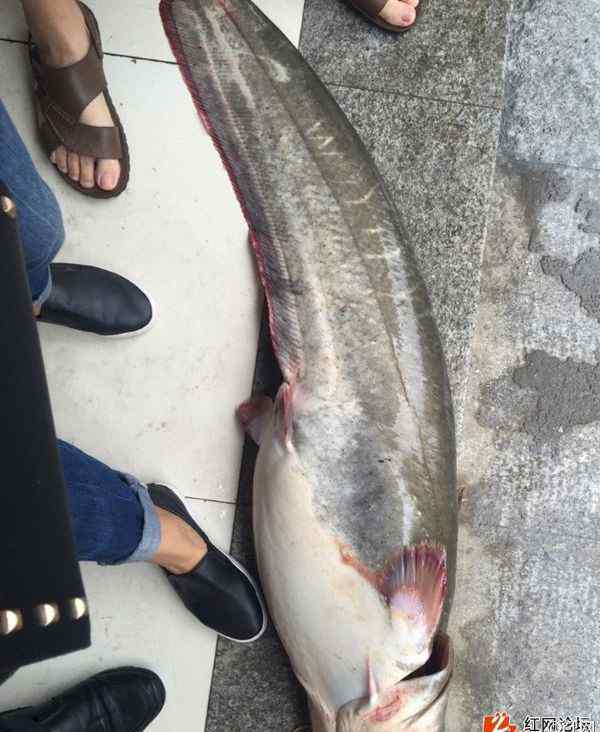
[
  {"xmin": 0, "ymin": 609, "xmax": 23, "ymax": 636},
  {"xmin": 67, "ymin": 597, "xmax": 88, "ymax": 621},
  {"xmin": 0, "ymin": 195, "xmax": 16, "ymax": 220},
  {"xmin": 34, "ymin": 603, "xmax": 60, "ymax": 627}
]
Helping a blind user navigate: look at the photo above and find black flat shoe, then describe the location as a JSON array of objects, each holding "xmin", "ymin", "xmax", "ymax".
[
  {"xmin": 148, "ymin": 484, "xmax": 267, "ymax": 643},
  {"xmin": 38, "ymin": 263, "xmax": 154, "ymax": 337},
  {"xmin": 0, "ymin": 667, "xmax": 165, "ymax": 732}
]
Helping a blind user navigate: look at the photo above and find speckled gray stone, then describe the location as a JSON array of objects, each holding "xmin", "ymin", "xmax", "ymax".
[
  {"xmin": 328, "ymin": 85, "xmax": 501, "ymax": 426},
  {"xmin": 501, "ymin": 0, "xmax": 600, "ymax": 167},
  {"xmin": 300, "ymin": 0, "xmax": 511, "ymax": 106}
]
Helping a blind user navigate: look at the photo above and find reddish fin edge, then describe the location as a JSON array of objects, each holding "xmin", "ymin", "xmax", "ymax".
[{"xmin": 339, "ymin": 541, "xmax": 448, "ymax": 637}]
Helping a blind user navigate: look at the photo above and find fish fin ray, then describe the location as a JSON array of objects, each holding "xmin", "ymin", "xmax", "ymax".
[
  {"xmin": 237, "ymin": 395, "xmax": 273, "ymax": 445},
  {"xmin": 160, "ymin": 0, "xmax": 304, "ymax": 385},
  {"xmin": 273, "ymin": 381, "xmax": 298, "ymax": 448},
  {"xmin": 383, "ymin": 543, "xmax": 448, "ymax": 654}
]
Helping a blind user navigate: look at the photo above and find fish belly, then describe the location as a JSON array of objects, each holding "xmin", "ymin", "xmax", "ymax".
[{"xmin": 253, "ymin": 414, "xmax": 422, "ymax": 721}]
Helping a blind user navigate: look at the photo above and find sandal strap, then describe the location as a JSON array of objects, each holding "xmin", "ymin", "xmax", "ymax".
[
  {"xmin": 350, "ymin": 0, "xmax": 388, "ymax": 17},
  {"xmin": 39, "ymin": 106, "xmax": 123, "ymax": 160},
  {"xmin": 30, "ymin": 2, "xmax": 122, "ymax": 160},
  {"xmin": 31, "ymin": 43, "xmax": 106, "ymax": 125}
]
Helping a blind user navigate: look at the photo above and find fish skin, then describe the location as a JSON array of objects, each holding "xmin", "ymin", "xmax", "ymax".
[{"xmin": 161, "ymin": 1, "xmax": 458, "ymax": 729}]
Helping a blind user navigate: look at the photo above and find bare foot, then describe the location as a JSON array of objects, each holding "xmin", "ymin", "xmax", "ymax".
[
  {"xmin": 153, "ymin": 507, "xmax": 208, "ymax": 575},
  {"xmin": 379, "ymin": 0, "xmax": 419, "ymax": 28},
  {"xmin": 24, "ymin": 0, "xmax": 121, "ymax": 191}
]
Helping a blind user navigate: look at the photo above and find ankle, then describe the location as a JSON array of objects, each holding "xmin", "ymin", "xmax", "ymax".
[
  {"xmin": 36, "ymin": 28, "xmax": 90, "ymax": 68},
  {"xmin": 152, "ymin": 508, "xmax": 208, "ymax": 575}
]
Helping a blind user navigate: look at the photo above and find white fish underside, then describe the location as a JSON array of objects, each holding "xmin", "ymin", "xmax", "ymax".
[{"xmin": 161, "ymin": 1, "xmax": 458, "ymax": 728}]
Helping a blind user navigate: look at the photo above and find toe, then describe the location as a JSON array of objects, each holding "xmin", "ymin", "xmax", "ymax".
[
  {"xmin": 67, "ymin": 151, "xmax": 80, "ymax": 182},
  {"xmin": 96, "ymin": 159, "xmax": 121, "ymax": 192},
  {"xmin": 55, "ymin": 146, "xmax": 68, "ymax": 174},
  {"xmin": 80, "ymin": 156, "xmax": 96, "ymax": 189},
  {"xmin": 380, "ymin": 0, "xmax": 417, "ymax": 27}
]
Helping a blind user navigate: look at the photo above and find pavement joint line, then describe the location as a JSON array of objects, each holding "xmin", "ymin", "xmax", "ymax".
[
  {"xmin": 0, "ymin": 36, "xmax": 177, "ymax": 65},
  {"xmin": 325, "ymin": 79, "xmax": 503, "ymax": 111},
  {"xmin": 184, "ymin": 496, "xmax": 237, "ymax": 506}
]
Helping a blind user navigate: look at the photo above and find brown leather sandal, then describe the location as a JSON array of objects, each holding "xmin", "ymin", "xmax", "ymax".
[
  {"xmin": 347, "ymin": 0, "xmax": 419, "ymax": 32},
  {"xmin": 29, "ymin": 2, "xmax": 130, "ymax": 199}
]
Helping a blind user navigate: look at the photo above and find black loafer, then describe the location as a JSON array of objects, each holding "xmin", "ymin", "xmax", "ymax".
[
  {"xmin": 0, "ymin": 667, "xmax": 165, "ymax": 732},
  {"xmin": 38, "ymin": 263, "xmax": 154, "ymax": 337},
  {"xmin": 148, "ymin": 484, "xmax": 267, "ymax": 643}
]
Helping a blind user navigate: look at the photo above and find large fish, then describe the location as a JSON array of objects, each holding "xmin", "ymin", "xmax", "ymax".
[{"xmin": 160, "ymin": 1, "xmax": 458, "ymax": 729}]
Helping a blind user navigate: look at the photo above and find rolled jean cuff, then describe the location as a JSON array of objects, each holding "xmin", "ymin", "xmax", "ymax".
[
  {"xmin": 117, "ymin": 475, "xmax": 161, "ymax": 564},
  {"xmin": 32, "ymin": 269, "xmax": 52, "ymax": 309}
]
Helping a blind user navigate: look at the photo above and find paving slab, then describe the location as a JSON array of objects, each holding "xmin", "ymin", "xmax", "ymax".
[
  {"xmin": 501, "ymin": 0, "xmax": 600, "ymax": 168},
  {"xmin": 300, "ymin": 0, "xmax": 511, "ymax": 106}
]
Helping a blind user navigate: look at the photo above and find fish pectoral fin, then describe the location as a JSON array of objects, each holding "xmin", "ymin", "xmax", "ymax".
[
  {"xmin": 237, "ymin": 395, "xmax": 274, "ymax": 445},
  {"xmin": 273, "ymin": 380, "xmax": 300, "ymax": 448},
  {"xmin": 382, "ymin": 543, "xmax": 448, "ymax": 657}
]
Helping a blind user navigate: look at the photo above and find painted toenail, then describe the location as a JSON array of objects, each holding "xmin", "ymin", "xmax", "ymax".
[{"xmin": 100, "ymin": 173, "xmax": 116, "ymax": 190}]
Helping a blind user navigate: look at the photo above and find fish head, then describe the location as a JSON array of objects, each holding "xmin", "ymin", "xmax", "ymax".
[{"xmin": 335, "ymin": 634, "xmax": 453, "ymax": 732}]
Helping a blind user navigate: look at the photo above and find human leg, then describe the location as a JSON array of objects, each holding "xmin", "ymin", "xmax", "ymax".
[{"xmin": 0, "ymin": 100, "xmax": 63, "ymax": 308}]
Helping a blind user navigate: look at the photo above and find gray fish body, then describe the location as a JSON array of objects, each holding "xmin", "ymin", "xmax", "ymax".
[{"xmin": 162, "ymin": 1, "xmax": 457, "ymax": 728}]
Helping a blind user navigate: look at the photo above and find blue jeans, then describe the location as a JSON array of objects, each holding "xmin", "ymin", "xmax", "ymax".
[
  {"xmin": 0, "ymin": 99, "xmax": 161, "ymax": 565},
  {"xmin": 0, "ymin": 100, "xmax": 62, "ymax": 308}
]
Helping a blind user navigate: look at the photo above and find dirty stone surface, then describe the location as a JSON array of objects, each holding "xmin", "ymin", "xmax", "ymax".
[
  {"xmin": 208, "ymin": 0, "xmax": 600, "ymax": 731},
  {"xmin": 450, "ymin": 156, "xmax": 600, "ymax": 727},
  {"xmin": 451, "ymin": 0, "xmax": 600, "ymax": 724},
  {"xmin": 501, "ymin": 0, "xmax": 600, "ymax": 168}
]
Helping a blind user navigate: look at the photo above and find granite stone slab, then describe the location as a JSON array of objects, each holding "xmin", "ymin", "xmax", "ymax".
[
  {"xmin": 300, "ymin": 0, "xmax": 511, "ymax": 106},
  {"xmin": 329, "ymin": 85, "xmax": 501, "ymax": 426},
  {"xmin": 501, "ymin": 0, "xmax": 600, "ymax": 168},
  {"xmin": 449, "ymin": 155, "xmax": 600, "ymax": 730}
]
